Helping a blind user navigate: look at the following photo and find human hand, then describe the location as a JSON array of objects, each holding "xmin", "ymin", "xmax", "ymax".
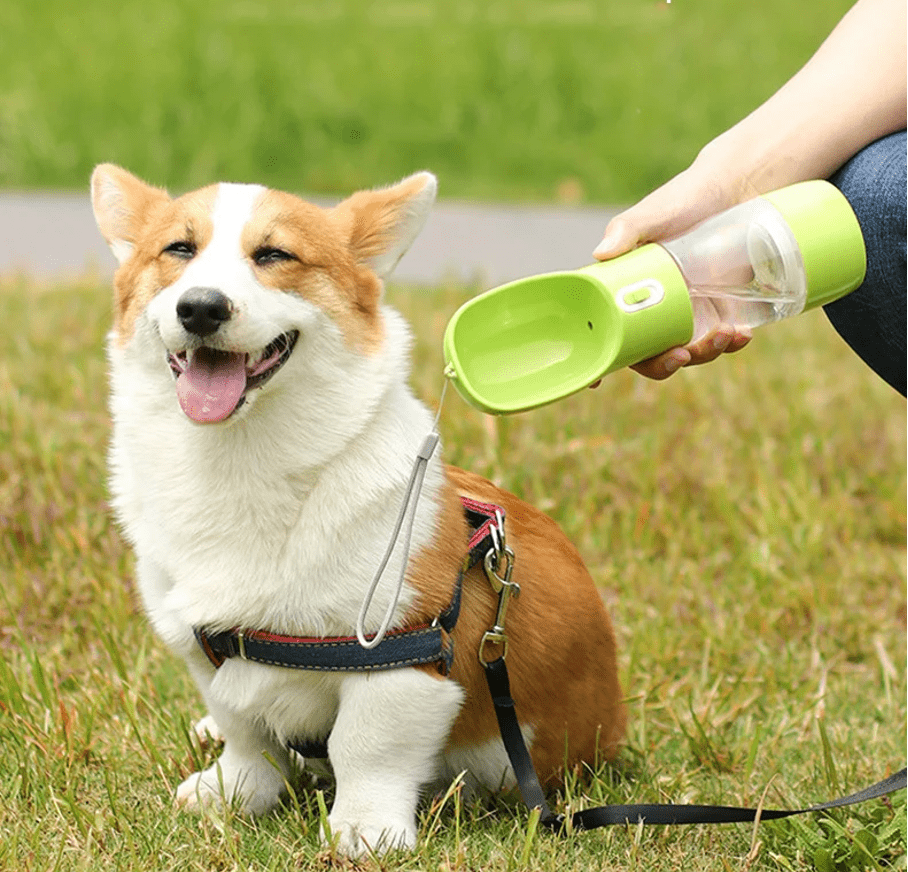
[{"xmin": 592, "ymin": 155, "xmax": 754, "ymax": 379}]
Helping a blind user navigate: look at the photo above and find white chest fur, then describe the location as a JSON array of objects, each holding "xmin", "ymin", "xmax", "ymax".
[{"xmin": 108, "ymin": 304, "xmax": 444, "ymax": 654}]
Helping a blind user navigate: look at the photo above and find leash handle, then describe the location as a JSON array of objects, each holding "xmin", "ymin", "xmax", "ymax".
[
  {"xmin": 356, "ymin": 431, "xmax": 439, "ymax": 649},
  {"xmin": 356, "ymin": 380, "xmax": 450, "ymax": 650}
]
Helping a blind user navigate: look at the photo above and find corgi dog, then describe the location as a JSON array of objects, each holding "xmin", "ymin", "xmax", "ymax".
[{"xmin": 90, "ymin": 165, "xmax": 625, "ymax": 857}]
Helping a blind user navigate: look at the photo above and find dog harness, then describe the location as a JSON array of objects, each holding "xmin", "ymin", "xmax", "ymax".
[
  {"xmin": 193, "ymin": 494, "xmax": 505, "ymax": 760},
  {"xmin": 194, "ymin": 495, "xmax": 504, "ymax": 677}
]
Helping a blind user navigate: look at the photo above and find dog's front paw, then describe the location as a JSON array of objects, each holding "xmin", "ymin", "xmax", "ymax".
[
  {"xmin": 192, "ymin": 714, "xmax": 224, "ymax": 748},
  {"xmin": 175, "ymin": 770, "xmax": 219, "ymax": 811},
  {"xmin": 326, "ymin": 809, "xmax": 417, "ymax": 858},
  {"xmin": 175, "ymin": 759, "xmax": 285, "ymax": 816}
]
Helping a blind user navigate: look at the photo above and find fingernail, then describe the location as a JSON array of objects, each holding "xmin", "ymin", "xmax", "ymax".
[
  {"xmin": 664, "ymin": 356, "xmax": 682, "ymax": 375},
  {"xmin": 593, "ymin": 231, "xmax": 619, "ymax": 259}
]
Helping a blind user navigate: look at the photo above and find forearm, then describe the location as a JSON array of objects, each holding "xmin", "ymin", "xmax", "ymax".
[{"xmin": 702, "ymin": 0, "xmax": 907, "ymax": 199}]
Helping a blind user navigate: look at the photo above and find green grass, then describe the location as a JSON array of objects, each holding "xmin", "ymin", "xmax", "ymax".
[
  {"xmin": 1, "ymin": 276, "xmax": 904, "ymax": 870},
  {"xmin": 0, "ymin": 0, "xmax": 853, "ymax": 202}
]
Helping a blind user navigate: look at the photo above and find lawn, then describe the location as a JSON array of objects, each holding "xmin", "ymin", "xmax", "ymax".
[
  {"xmin": 0, "ymin": 275, "xmax": 904, "ymax": 871},
  {"xmin": 0, "ymin": 0, "xmax": 854, "ymax": 202}
]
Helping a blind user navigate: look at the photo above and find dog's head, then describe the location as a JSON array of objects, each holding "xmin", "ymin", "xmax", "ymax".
[{"xmin": 91, "ymin": 165, "xmax": 436, "ymax": 424}]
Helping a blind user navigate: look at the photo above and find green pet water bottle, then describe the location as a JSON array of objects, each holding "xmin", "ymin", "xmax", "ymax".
[{"xmin": 443, "ymin": 180, "xmax": 866, "ymax": 414}]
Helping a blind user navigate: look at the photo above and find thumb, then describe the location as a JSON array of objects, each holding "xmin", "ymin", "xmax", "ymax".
[{"xmin": 593, "ymin": 214, "xmax": 641, "ymax": 260}]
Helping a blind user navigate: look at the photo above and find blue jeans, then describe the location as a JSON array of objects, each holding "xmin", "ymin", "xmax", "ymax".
[{"xmin": 824, "ymin": 130, "xmax": 906, "ymax": 396}]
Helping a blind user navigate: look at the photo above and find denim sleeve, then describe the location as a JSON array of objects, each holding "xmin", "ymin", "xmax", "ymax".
[{"xmin": 824, "ymin": 130, "xmax": 906, "ymax": 396}]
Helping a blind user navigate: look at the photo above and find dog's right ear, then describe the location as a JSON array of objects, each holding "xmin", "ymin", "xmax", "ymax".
[{"xmin": 90, "ymin": 164, "xmax": 169, "ymax": 265}]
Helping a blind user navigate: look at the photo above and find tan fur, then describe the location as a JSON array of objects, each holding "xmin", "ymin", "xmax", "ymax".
[
  {"xmin": 245, "ymin": 189, "xmax": 385, "ymax": 354},
  {"xmin": 330, "ymin": 174, "xmax": 431, "ymax": 267},
  {"xmin": 407, "ymin": 467, "xmax": 626, "ymax": 783},
  {"xmin": 106, "ymin": 182, "xmax": 218, "ymax": 344}
]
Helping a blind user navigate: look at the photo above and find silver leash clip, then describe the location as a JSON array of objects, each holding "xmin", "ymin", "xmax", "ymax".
[{"xmin": 479, "ymin": 512, "xmax": 520, "ymax": 665}]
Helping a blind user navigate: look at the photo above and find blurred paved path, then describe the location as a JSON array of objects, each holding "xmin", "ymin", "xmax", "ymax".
[{"xmin": 0, "ymin": 191, "xmax": 620, "ymax": 287}]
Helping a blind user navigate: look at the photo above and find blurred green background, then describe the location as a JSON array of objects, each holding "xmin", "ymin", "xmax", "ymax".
[{"xmin": 1, "ymin": 0, "xmax": 852, "ymax": 201}]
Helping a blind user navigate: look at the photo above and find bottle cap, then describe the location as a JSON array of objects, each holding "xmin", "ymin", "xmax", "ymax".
[
  {"xmin": 443, "ymin": 244, "xmax": 692, "ymax": 414},
  {"xmin": 761, "ymin": 180, "xmax": 866, "ymax": 310}
]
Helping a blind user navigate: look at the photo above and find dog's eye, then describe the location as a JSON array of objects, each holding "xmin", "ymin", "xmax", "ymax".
[
  {"xmin": 253, "ymin": 246, "xmax": 297, "ymax": 266},
  {"xmin": 162, "ymin": 241, "xmax": 197, "ymax": 260}
]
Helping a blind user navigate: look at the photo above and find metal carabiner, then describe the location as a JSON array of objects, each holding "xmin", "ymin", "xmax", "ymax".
[
  {"xmin": 479, "ymin": 542, "xmax": 520, "ymax": 665},
  {"xmin": 484, "ymin": 542, "xmax": 515, "ymax": 592}
]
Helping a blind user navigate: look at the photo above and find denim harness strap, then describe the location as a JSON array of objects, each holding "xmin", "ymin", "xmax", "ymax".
[{"xmin": 194, "ymin": 590, "xmax": 461, "ymax": 675}]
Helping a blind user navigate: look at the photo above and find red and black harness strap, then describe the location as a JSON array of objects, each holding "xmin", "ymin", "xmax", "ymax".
[
  {"xmin": 462, "ymin": 495, "xmax": 506, "ymax": 566},
  {"xmin": 195, "ymin": 575, "xmax": 461, "ymax": 676}
]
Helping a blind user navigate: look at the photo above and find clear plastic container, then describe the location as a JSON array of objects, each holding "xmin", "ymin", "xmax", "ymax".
[{"xmin": 662, "ymin": 198, "xmax": 807, "ymax": 343}]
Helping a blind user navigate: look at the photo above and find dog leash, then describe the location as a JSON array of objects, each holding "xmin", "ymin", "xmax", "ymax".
[
  {"xmin": 365, "ymin": 388, "xmax": 908, "ymax": 828},
  {"xmin": 476, "ymin": 510, "xmax": 907, "ymax": 834},
  {"xmin": 485, "ymin": 653, "xmax": 906, "ymax": 832}
]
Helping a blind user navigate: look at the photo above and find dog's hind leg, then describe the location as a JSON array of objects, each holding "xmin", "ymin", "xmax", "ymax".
[{"xmin": 325, "ymin": 668, "xmax": 464, "ymax": 857}]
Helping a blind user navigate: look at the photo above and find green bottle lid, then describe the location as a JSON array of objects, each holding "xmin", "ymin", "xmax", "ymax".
[{"xmin": 761, "ymin": 180, "xmax": 866, "ymax": 310}]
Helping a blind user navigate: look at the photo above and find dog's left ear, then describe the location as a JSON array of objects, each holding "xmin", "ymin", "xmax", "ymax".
[{"xmin": 332, "ymin": 172, "xmax": 437, "ymax": 279}]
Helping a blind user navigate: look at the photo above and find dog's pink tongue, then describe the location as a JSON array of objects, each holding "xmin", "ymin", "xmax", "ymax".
[{"xmin": 175, "ymin": 348, "xmax": 246, "ymax": 423}]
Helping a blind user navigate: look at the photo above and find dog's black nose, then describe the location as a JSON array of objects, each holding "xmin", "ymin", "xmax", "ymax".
[{"xmin": 176, "ymin": 288, "xmax": 232, "ymax": 337}]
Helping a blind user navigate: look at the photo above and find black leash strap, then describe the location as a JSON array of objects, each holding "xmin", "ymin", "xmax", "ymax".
[
  {"xmin": 569, "ymin": 769, "xmax": 908, "ymax": 830},
  {"xmin": 485, "ymin": 656, "xmax": 560, "ymax": 824},
  {"xmin": 483, "ymin": 656, "xmax": 906, "ymax": 833}
]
